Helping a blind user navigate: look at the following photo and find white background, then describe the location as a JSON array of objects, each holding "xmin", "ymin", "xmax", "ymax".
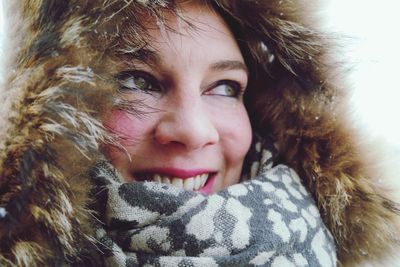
[
  {"xmin": 322, "ymin": 0, "xmax": 400, "ymax": 146},
  {"xmin": 1, "ymin": 1, "xmax": 399, "ymax": 146}
]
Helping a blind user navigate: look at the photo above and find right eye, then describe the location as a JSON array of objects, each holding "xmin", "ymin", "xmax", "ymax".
[{"xmin": 116, "ymin": 71, "xmax": 162, "ymax": 94}]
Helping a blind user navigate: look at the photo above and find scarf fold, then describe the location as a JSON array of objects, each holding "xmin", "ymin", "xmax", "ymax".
[{"xmin": 91, "ymin": 137, "xmax": 336, "ymax": 267}]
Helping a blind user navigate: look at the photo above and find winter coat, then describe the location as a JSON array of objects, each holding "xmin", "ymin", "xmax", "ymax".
[{"xmin": 0, "ymin": 1, "xmax": 399, "ymax": 266}]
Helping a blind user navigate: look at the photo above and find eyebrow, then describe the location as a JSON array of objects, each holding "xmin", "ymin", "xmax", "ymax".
[
  {"xmin": 119, "ymin": 47, "xmax": 162, "ymax": 68},
  {"xmin": 210, "ymin": 60, "xmax": 248, "ymax": 74}
]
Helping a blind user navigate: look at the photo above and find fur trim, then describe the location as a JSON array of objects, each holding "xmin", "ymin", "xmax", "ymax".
[{"xmin": 0, "ymin": 1, "xmax": 399, "ymax": 266}]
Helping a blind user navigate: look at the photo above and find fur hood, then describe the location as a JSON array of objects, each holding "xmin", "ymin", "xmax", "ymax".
[{"xmin": 0, "ymin": 1, "xmax": 399, "ymax": 266}]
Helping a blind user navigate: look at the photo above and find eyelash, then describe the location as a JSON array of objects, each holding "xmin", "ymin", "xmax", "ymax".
[
  {"xmin": 116, "ymin": 71, "xmax": 245, "ymax": 98},
  {"xmin": 205, "ymin": 80, "xmax": 245, "ymax": 98},
  {"xmin": 116, "ymin": 70, "xmax": 163, "ymax": 94}
]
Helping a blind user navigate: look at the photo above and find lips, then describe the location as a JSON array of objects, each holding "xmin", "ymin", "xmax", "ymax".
[{"xmin": 134, "ymin": 168, "xmax": 216, "ymax": 193}]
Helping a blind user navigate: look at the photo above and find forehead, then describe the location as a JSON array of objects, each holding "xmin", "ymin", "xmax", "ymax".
[
  {"xmin": 142, "ymin": 2, "xmax": 233, "ymax": 44},
  {"xmin": 118, "ymin": 2, "xmax": 217, "ymax": 38},
  {"xmin": 115, "ymin": 2, "xmax": 242, "ymax": 66}
]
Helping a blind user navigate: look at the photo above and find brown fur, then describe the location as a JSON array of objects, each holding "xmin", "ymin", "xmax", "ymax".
[{"xmin": 0, "ymin": 0, "xmax": 399, "ymax": 266}]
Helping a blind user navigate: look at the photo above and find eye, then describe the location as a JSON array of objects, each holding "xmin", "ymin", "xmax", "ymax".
[
  {"xmin": 205, "ymin": 80, "xmax": 244, "ymax": 98},
  {"xmin": 116, "ymin": 71, "xmax": 162, "ymax": 94}
]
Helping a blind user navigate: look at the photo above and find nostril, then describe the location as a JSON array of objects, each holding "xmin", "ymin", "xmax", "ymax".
[{"xmin": 154, "ymin": 116, "xmax": 219, "ymax": 149}]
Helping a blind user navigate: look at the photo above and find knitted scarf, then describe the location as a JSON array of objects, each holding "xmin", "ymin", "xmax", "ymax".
[{"xmin": 90, "ymin": 137, "xmax": 337, "ymax": 267}]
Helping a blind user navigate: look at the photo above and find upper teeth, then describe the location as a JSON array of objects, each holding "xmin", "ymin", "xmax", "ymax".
[{"xmin": 151, "ymin": 174, "xmax": 208, "ymax": 191}]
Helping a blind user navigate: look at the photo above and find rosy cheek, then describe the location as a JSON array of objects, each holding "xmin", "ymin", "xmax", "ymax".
[
  {"xmin": 103, "ymin": 110, "xmax": 142, "ymax": 141},
  {"xmin": 227, "ymin": 108, "xmax": 252, "ymax": 158}
]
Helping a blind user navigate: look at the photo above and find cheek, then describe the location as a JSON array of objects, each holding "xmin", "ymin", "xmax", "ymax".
[
  {"xmin": 220, "ymin": 105, "xmax": 252, "ymax": 163},
  {"xmin": 104, "ymin": 110, "xmax": 146, "ymax": 141},
  {"xmin": 102, "ymin": 109, "xmax": 153, "ymax": 160}
]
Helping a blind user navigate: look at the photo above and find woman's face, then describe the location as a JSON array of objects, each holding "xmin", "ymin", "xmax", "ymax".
[{"xmin": 104, "ymin": 3, "xmax": 252, "ymax": 195}]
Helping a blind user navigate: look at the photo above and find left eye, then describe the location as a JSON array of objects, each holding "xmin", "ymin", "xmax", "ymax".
[
  {"xmin": 122, "ymin": 76, "xmax": 150, "ymax": 90},
  {"xmin": 206, "ymin": 80, "xmax": 242, "ymax": 98},
  {"xmin": 116, "ymin": 71, "xmax": 161, "ymax": 94}
]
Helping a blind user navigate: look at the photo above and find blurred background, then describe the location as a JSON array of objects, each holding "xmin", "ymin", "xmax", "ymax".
[
  {"xmin": 323, "ymin": 0, "xmax": 400, "ymax": 147},
  {"xmin": 1, "ymin": 1, "xmax": 399, "ymax": 146}
]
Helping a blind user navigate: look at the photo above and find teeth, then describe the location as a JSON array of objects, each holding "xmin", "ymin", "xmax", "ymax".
[
  {"xmin": 172, "ymin": 178, "xmax": 183, "ymax": 188},
  {"xmin": 162, "ymin": 176, "xmax": 171, "ymax": 184},
  {"xmin": 194, "ymin": 175, "xmax": 202, "ymax": 190},
  {"xmin": 150, "ymin": 173, "xmax": 210, "ymax": 191},
  {"xmin": 200, "ymin": 174, "xmax": 207, "ymax": 187},
  {"xmin": 154, "ymin": 174, "xmax": 162, "ymax": 183},
  {"xmin": 183, "ymin": 178, "xmax": 194, "ymax": 191}
]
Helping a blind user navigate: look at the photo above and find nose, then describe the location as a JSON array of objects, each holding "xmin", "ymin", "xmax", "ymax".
[{"xmin": 154, "ymin": 98, "xmax": 219, "ymax": 150}]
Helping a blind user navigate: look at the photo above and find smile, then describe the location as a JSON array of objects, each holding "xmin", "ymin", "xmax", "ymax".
[
  {"xmin": 134, "ymin": 168, "xmax": 217, "ymax": 193},
  {"xmin": 149, "ymin": 173, "xmax": 208, "ymax": 191}
]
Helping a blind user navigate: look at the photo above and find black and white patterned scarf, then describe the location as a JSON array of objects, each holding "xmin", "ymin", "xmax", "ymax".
[{"xmin": 90, "ymin": 136, "xmax": 337, "ymax": 266}]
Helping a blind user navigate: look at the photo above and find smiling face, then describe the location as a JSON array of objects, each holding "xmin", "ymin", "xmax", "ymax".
[{"xmin": 104, "ymin": 2, "xmax": 252, "ymax": 195}]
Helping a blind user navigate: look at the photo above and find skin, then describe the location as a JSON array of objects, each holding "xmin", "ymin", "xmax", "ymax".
[{"xmin": 104, "ymin": 2, "xmax": 252, "ymax": 194}]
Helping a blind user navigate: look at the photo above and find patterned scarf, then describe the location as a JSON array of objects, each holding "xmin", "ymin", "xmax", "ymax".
[{"xmin": 90, "ymin": 137, "xmax": 337, "ymax": 266}]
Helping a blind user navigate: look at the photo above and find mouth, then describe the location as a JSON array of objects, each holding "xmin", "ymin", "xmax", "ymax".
[{"xmin": 134, "ymin": 168, "xmax": 217, "ymax": 193}]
